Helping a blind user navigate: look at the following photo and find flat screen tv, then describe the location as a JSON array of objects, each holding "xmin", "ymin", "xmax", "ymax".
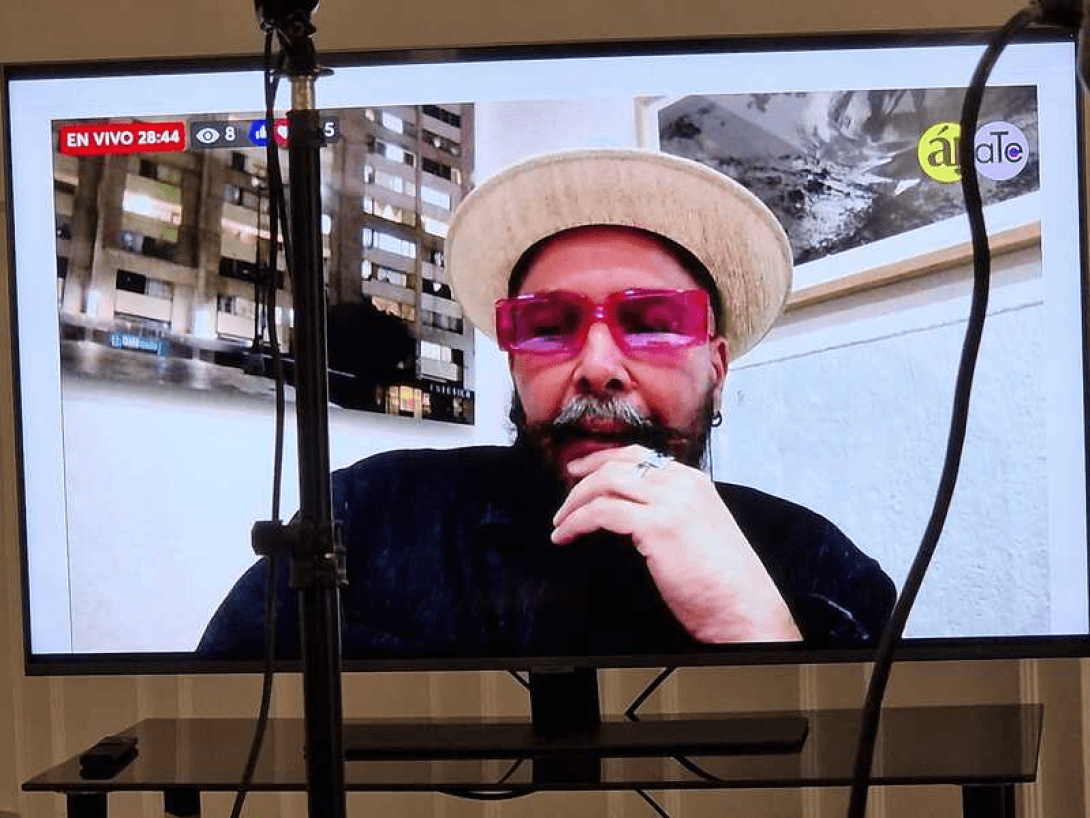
[{"xmin": 5, "ymin": 28, "xmax": 1088, "ymax": 674}]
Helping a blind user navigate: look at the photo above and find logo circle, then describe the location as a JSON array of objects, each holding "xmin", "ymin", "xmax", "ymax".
[
  {"xmin": 973, "ymin": 121, "xmax": 1029, "ymax": 181},
  {"xmin": 918, "ymin": 122, "xmax": 962, "ymax": 183}
]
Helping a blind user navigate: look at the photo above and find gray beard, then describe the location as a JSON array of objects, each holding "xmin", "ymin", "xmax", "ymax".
[{"xmin": 510, "ymin": 391, "xmax": 716, "ymax": 481}]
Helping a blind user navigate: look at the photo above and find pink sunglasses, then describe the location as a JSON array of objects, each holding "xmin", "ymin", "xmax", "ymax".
[{"xmin": 494, "ymin": 288, "xmax": 712, "ymax": 358}]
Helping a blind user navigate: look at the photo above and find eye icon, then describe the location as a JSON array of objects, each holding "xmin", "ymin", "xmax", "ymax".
[{"xmin": 195, "ymin": 126, "xmax": 220, "ymax": 145}]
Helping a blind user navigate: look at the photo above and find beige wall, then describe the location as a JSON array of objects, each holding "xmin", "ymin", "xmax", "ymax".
[
  {"xmin": 0, "ymin": 0, "xmax": 1047, "ymax": 63},
  {"xmin": 1, "ymin": 0, "xmax": 1088, "ymax": 816}
]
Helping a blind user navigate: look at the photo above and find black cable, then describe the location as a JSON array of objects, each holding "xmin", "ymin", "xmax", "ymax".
[
  {"xmin": 261, "ymin": 41, "xmax": 293, "ymax": 273},
  {"xmin": 438, "ymin": 757, "xmax": 530, "ymax": 801},
  {"xmin": 673, "ymin": 754, "xmax": 727, "ymax": 785},
  {"xmin": 845, "ymin": 8, "xmax": 1043, "ymax": 818},
  {"xmin": 507, "ymin": 669, "xmax": 531, "ymax": 691},
  {"xmin": 263, "ymin": 40, "xmax": 289, "ymax": 527},
  {"xmin": 623, "ymin": 668, "xmax": 727, "ymax": 787},
  {"xmin": 228, "ymin": 30, "xmax": 291, "ymax": 818},
  {"xmin": 634, "ymin": 789, "xmax": 671, "ymax": 817},
  {"xmin": 266, "ymin": 59, "xmax": 294, "ymax": 273},
  {"xmin": 623, "ymin": 669, "xmax": 681, "ymax": 817},
  {"xmin": 624, "ymin": 666, "xmax": 675, "ymax": 722},
  {"xmin": 495, "ymin": 755, "xmax": 526, "ymax": 785},
  {"xmin": 439, "ymin": 787, "xmax": 532, "ymax": 801}
]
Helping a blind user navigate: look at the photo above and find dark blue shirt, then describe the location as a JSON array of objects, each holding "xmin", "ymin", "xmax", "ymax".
[{"xmin": 199, "ymin": 445, "xmax": 895, "ymax": 659}]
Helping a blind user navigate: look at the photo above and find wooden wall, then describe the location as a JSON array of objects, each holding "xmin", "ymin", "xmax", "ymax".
[{"xmin": 1, "ymin": 0, "xmax": 1087, "ymax": 815}]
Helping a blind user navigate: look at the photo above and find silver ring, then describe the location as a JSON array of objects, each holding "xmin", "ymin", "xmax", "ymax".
[{"xmin": 634, "ymin": 451, "xmax": 672, "ymax": 477}]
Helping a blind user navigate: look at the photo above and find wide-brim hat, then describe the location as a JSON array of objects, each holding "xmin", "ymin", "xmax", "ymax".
[{"xmin": 446, "ymin": 147, "xmax": 793, "ymax": 360}]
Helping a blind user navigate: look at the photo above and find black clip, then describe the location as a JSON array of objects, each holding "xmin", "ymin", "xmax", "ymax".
[{"xmin": 252, "ymin": 519, "xmax": 346, "ymax": 590}]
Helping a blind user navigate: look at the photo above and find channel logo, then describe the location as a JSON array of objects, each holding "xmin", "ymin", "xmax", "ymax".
[
  {"xmin": 974, "ymin": 121, "xmax": 1029, "ymax": 181},
  {"xmin": 917, "ymin": 120, "xmax": 1030, "ymax": 183}
]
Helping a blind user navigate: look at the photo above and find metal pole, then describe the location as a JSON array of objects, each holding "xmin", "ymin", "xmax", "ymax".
[
  {"xmin": 253, "ymin": 4, "xmax": 348, "ymax": 813},
  {"xmin": 286, "ymin": 72, "xmax": 348, "ymax": 818}
]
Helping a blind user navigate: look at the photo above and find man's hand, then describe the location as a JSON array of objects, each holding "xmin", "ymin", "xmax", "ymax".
[{"xmin": 551, "ymin": 444, "xmax": 802, "ymax": 644}]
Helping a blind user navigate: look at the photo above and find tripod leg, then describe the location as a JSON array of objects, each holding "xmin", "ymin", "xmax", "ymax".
[{"xmin": 164, "ymin": 787, "xmax": 201, "ymax": 816}]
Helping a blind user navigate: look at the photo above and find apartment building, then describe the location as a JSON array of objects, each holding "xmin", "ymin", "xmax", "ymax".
[{"xmin": 53, "ymin": 103, "xmax": 475, "ymax": 423}]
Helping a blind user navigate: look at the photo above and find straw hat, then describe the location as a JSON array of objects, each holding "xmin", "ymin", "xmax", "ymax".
[{"xmin": 445, "ymin": 147, "xmax": 793, "ymax": 360}]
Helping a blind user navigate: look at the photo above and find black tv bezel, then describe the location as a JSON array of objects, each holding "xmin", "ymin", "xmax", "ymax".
[{"xmin": 6, "ymin": 26, "xmax": 1089, "ymax": 677}]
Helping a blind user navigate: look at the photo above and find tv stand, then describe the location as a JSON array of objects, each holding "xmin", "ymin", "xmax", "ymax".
[
  {"xmin": 341, "ymin": 713, "xmax": 809, "ymax": 759},
  {"xmin": 24, "ymin": 704, "xmax": 1041, "ymax": 818},
  {"xmin": 529, "ymin": 667, "xmax": 601, "ymax": 738},
  {"xmin": 343, "ymin": 668, "xmax": 808, "ymax": 764}
]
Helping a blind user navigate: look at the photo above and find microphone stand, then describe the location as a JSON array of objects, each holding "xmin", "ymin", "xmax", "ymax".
[{"xmin": 253, "ymin": 4, "xmax": 347, "ymax": 817}]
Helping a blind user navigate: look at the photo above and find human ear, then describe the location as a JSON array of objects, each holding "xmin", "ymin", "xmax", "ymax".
[{"xmin": 708, "ymin": 336, "xmax": 729, "ymax": 412}]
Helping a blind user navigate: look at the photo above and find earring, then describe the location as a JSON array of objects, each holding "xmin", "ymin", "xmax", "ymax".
[{"xmin": 711, "ymin": 411, "xmax": 723, "ymax": 428}]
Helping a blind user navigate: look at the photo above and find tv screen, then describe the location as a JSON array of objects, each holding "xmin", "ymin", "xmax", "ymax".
[{"xmin": 6, "ymin": 30, "xmax": 1088, "ymax": 672}]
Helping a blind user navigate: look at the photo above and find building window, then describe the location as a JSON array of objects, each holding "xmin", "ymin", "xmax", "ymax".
[
  {"xmin": 422, "ymin": 105, "xmax": 461, "ymax": 128},
  {"xmin": 122, "ymin": 189, "xmax": 182, "ymax": 225},
  {"xmin": 422, "ymin": 309, "xmax": 463, "ymax": 333},
  {"xmin": 219, "ymin": 257, "xmax": 261, "ymax": 283},
  {"xmin": 366, "ymin": 136, "xmax": 415, "ymax": 167},
  {"xmin": 362, "ymin": 226, "xmax": 416, "ymax": 260},
  {"xmin": 372, "ymin": 297, "xmax": 415, "ymax": 322},
  {"xmin": 363, "ymin": 196, "xmax": 417, "ymax": 226},
  {"xmin": 421, "ymin": 216, "xmax": 448, "ymax": 238},
  {"xmin": 421, "ymin": 157, "xmax": 451, "ymax": 181},
  {"xmin": 119, "ymin": 230, "xmax": 141, "ymax": 253},
  {"xmin": 381, "ymin": 112, "xmax": 404, "ymax": 133},
  {"xmin": 421, "ymin": 340, "xmax": 453, "ymax": 363},
  {"xmin": 116, "ymin": 270, "xmax": 172, "ymax": 299},
  {"xmin": 365, "ymin": 164, "xmax": 416, "ymax": 197},
  {"xmin": 118, "ymin": 230, "xmax": 177, "ymax": 262},
  {"xmin": 116, "ymin": 270, "xmax": 147, "ymax": 294},
  {"xmin": 217, "ymin": 294, "xmax": 256, "ymax": 319},
  {"xmin": 362, "ymin": 260, "xmax": 412, "ymax": 289},
  {"xmin": 143, "ymin": 236, "xmax": 177, "ymax": 262},
  {"xmin": 145, "ymin": 278, "xmax": 173, "ymax": 299},
  {"xmin": 420, "ymin": 185, "xmax": 451, "ymax": 210},
  {"xmin": 424, "ymin": 279, "xmax": 452, "ymax": 299},
  {"xmin": 422, "ymin": 129, "xmax": 461, "ymax": 157}
]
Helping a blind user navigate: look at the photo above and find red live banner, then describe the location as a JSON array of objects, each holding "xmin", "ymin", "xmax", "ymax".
[{"xmin": 59, "ymin": 122, "xmax": 187, "ymax": 156}]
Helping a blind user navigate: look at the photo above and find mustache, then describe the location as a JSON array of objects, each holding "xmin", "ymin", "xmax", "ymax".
[
  {"xmin": 545, "ymin": 396, "xmax": 673, "ymax": 452},
  {"xmin": 553, "ymin": 395, "xmax": 651, "ymax": 431},
  {"xmin": 511, "ymin": 391, "xmax": 713, "ymax": 471}
]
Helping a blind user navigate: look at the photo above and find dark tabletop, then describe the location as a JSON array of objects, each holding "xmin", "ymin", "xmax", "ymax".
[{"xmin": 24, "ymin": 705, "xmax": 1042, "ymax": 793}]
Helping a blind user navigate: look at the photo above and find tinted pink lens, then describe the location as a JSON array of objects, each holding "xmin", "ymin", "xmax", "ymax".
[
  {"xmin": 496, "ymin": 292, "xmax": 586, "ymax": 353},
  {"xmin": 611, "ymin": 290, "xmax": 708, "ymax": 350},
  {"xmin": 495, "ymin": 289, "xmax": 709, "ymax": 356}
]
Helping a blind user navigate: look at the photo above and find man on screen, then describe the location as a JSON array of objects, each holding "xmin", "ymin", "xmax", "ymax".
[{"xmin": 199, "ymin": 148, "xmax": 895, "ymax": 658}]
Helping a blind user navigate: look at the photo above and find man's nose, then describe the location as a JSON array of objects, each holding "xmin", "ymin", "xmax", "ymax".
[{"xmin": 572, "ymin": 320, "xmax": 632, "ymax": 394}]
